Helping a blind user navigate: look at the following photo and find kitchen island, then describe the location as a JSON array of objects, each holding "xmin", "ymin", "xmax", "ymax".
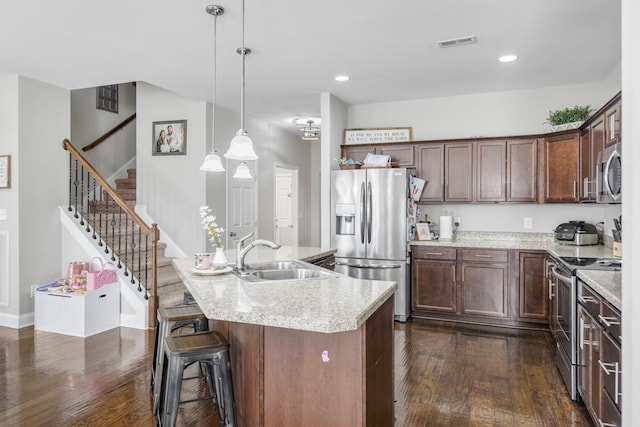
[{"xmin": 172, "ymin": 246, "xmax": 397, "ymax": 427}]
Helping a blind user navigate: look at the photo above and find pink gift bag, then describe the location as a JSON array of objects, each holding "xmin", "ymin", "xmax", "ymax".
[{"xmin": 86, "ymin": 257, "xmax": 117, "ymax": 291}]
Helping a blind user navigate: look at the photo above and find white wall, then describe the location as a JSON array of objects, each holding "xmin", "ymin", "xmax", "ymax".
[
  {"xmin": 348, "ymin": 73, "xmax": 621, "ymax": 141},
  {"xmin": 621, "ymin": 0, "xmax": 638, "ymax": 424},
  {"xmin": 0, "ymin": 75, "xmax": 69, "ymax": 327},
  {"xmin": 136, "ymin": 82, "xmax": 208, "ymax": 255},
  {"xmin": 320, "ymin": 93, "xmax": 348, "ymax": 247},
  {"xmin": 309, "ymin": 141, "xmax": 321, "ymax": 246},
  {"xmin": 71, "ymin": 83, "xmax": 136, "ymax": 179}
]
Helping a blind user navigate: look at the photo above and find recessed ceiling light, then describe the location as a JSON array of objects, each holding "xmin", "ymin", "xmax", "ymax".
[
  {"xmin": 335, "ymin": 75, "xmax": 350, "ymax": 82},
  {"xmin": 499, "ymin": 55, "xmax": 518, "ymax": 63}
]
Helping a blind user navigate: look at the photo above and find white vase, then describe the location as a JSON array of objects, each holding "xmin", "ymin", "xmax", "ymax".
[{"xmin": 212, "ymin": 247, "xmax": 228, "ymax": 269}]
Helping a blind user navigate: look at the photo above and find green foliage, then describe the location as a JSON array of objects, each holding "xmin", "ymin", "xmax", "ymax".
[{"xmin": 546, "ymin": 105, "xmax": 592, "ymax": 126}]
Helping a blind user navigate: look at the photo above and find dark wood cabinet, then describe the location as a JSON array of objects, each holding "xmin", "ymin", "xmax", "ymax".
[
  {"xmin": 411, "ymin": 247, "xmax": 457, "ymax": 313},
  {"xmin": 604, "ymin": 99, "xmax": 621, "ymax": 147},
  {"xmin": 580, "ymin": 116, "xmax": 605, "ymax": 201},
  {"xmin": 542, "ymin": 133, "xmax": 580, "ymax": 203},
  {"xmin": 476, "ymin": 140, "xmax": 505, "ymax": 202},
  {"xmin": 516, "ymin": 251, "xmax": 547, "ymax": 323},
  {"xmin": 415, "ymin": 144, "xmax": 445, "ymax": 202},
  {"xmin": 460, "ymin": 249, "xmax": 509, "ymax": 318},
  {"xmin": 308, "ymin": 253, "xmax": 336, "ymax": 271},
  {"xmin": 577, "ymin": 279, "xmax": 622, "ymax": 427},
  {"xmin": 475, "ymin": 139, "xmax": 537, "ymax": 203},
  {"xmin": 342, "ymin": 144, "xmax": 414, "ymax": 167},
  {"xmin": 445, "ymin": 143, "xmax": 474, "ymax": 202},
  {"xmin": 507, "ymin": 139, "xmax": 538, "ymax": 202}
]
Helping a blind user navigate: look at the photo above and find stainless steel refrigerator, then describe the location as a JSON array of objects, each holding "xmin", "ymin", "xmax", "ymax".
[{"xmin": 331, "ymin": 168, "xmax": 409, "ymax": 321}]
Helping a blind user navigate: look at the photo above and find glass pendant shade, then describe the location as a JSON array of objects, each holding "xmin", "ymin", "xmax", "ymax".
[
  {"xmin": 200, "ymin": 152, "xmax": 225, "ymax": 171},
  {"xmin": 224, "ymin": 130, "xmax": 258, "ymax": 160},
  {"xmin": 232, "ymin": 162, "xmax": 253, "ymax": 179}
]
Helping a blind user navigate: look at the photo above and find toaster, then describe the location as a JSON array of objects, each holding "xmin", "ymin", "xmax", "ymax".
[{"xmin": 554, "ymin": 221, "xmax": 599, "ymax": 246}]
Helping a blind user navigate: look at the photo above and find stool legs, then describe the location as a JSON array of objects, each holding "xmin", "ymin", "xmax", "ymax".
[{"xmin": 210, "ymin": 349, "xmax": 236, "ymax": 427}]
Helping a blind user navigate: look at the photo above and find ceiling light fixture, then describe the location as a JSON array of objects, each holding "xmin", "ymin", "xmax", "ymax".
[
  {"xmin": 335, "ymin": 75, "xmax": 350, "ymax": 82},
  {"xmin": 301, "ymin": 120, "xmax": 320, "ymax": 141},
  {"xmin": 200, "ymin": 5, "xmax": 225, "ymax": 172},
  {"xmin": 232, "ymin": 162, "xmax": 253, "ymax": 179},
  {"xmin": 224, "ymin": 0, "xmax": 258, "ymax": 161},
  {"xmin": 499, "ymin": 54, "xmax": 518, "ymax": 63}
]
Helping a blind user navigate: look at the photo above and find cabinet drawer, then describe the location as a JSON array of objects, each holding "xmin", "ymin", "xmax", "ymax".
[
  {"xmin": 600, "ymin": 301, "xmax": 621, "ymax": 344},
  {"xmin": 600, "ymin": 330, "xmax": 622, "ymax": 412},
  {"xmin": 461, "ymin": 249, "xmax": 508, "ymax": 263},
  {"xmin": 578, "ymin": 281, "xmax": 601, "ymax": 318},
  {"xmin": 413, "ymin": 246, "xmax": 456, "ymax": 261}
]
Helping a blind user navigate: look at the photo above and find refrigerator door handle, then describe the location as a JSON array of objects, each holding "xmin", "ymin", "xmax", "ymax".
[
  {"xmin": 367, "ymin": 181, "xmax": 372, "ymax": 244},
  {"xmin": 336, "ymin": 261, "xmax": 402, "ymax": 269},
  {"xmin": 360, "ymin": 182, "xmax": 365, "ymax": 244}
]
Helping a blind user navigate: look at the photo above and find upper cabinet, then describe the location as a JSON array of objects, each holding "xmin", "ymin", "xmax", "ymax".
[
  {"xmin": 541, "ymin": 133, "xmax": 580, "ymax": 203},
  {"xmin": 580, "ymin": 115, "xmax": 605, "ymax": 202},
  {"xmin": 604, "ymin": 97, "xmax": 621, "ymax": 147},
  {"xmin": 415, "ymin": 144, "xmax": 445, "ymax": 202},
  {"xmin": 341, "ymin": 144, "xmax": 414, "ymax": 167},
  {"xmin": 476, "ymin": 139, "xmax": 537, "ymax": 203},
  {"xmin": 445, "ymin": 143, "xmax": 474, "ymax": 202}
]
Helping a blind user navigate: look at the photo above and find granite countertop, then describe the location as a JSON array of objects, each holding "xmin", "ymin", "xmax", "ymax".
[
  {"xmin": 577, "ymin": 270, "xmax": 621, "ymax": 311},
  {"xmin": 172, "ymin": 247, "xmax": 396, "ymax": 334},
  {"xmin": 222, "ymin": 245, "xmax": 336, "ymax": 265},
  {"xmin": 409, "ymin": 232, "xmax": 621, "ymax": 309}
]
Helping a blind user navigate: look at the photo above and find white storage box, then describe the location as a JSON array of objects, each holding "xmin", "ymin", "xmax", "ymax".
[{"xmin": 35, "ymin": 282, "xmax": 120, "ymax": 337}]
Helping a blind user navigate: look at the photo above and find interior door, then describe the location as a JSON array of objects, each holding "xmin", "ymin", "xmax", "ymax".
[
  {"xmin": 274, "ymin": 166, "xmax": 298, "ymax": 246},
  {"xmin": 226, "ymin": 160, "xmax": 257, "ymax": 249}
]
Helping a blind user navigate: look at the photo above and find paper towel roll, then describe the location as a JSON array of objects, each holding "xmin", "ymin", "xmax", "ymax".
[{"xmin": 439, "ymin": 216, "xmax": 453, "ymax": 241}]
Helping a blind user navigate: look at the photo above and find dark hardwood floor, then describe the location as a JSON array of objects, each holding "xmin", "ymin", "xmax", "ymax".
[{"xmin": 0, "ymin": 320, "xmax": 592, "ymax": 426}]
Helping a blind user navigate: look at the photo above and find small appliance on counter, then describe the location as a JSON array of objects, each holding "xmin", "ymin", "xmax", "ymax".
[{"xmin": 554, "ymin": 221, "xmax": 599, "ymax": 246}]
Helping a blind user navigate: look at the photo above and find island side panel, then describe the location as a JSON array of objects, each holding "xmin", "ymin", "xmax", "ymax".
[
  {"xmin": 365, "ymin": 296, "xmax": 394, "ymax": 426},
  {"xmin": 263, "ymin": 326, "xmax": 364, "ymax": 427},
  {"xmin": 262, "ymin": 297, "xmax": 394, "ymax": 427},
  {"xmin": 216, "ymin": 320, "xmax": 265, "ymax": 427}
]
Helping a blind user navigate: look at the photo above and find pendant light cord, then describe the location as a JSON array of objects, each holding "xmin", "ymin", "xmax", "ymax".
[
  {"xmin": 240, "ymin": 0, "xmax": 246, "ymax": 133},
  {"xmin": 212, "ymin": 10, "xmax": 217, "ymax": 153}
]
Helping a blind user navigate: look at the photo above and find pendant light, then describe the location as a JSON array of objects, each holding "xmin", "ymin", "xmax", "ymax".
[
  {"xmin": 232, "ymin": 161, "xmax": 253, "ymax": 179},
  {"xmin": 200, "ymin": 4, "xmax": 225, "ymax": 172},
  {"xmin": 224, "ymin": 0, "xmax": 258, "ymax": 161},
  {"xmin": 301, "ymin": 120, "xmax": 320, "ymax": 141}
]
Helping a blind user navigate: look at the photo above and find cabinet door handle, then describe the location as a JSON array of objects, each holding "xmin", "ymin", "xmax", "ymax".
[
  {"xmin": 548, "ymin": 279, "xmax": 555, "ymax": 301},
  {"xmin": 597, "ymin": 314, "xmax": 621, "ymax": 327},
  {"xmin": 573, "ymin": 180, "xmax": 577, "ymax": 199},
  {"xmin": 425, "ymin": 252, "xmax": 444, "ymax": 256},
  {"xmin": 599, "ymin": 421, "xmax": 618, "ymax": 427},
  {"xmin": 474, "ymin": 254, "xmax": 493, "ymax": 258},
  {"xmin": 598, "ymin": 360, "xmax": 621, "ymax": 405},
  {"xmin": 578, "ymin": 295, "xmax": 598, "ymax": 305}
]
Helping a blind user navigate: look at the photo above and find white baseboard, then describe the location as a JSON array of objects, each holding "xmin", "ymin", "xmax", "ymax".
[{"xmin": 0, "ymin": 311, "xmax": 35, "ymax": 329}]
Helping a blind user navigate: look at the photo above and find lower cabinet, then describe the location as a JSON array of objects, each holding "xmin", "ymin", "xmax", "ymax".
[
  {"xmin": 411, "ymin": 246, "xmax": 547, "ymax": 328},
  {"xmin": 577, "ymin": 279, "xmax": 622, "ymax": 426}
]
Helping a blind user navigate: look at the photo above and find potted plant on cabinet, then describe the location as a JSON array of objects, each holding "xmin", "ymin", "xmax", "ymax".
[{"xmin": 546, "ymin": 105, "xmax": 592, "ymax": 131}]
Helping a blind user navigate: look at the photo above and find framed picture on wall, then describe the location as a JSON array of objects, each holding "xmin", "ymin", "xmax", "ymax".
[{"xmin": 152, "ymin": 120, "xmax": 187, "ymax": 155}]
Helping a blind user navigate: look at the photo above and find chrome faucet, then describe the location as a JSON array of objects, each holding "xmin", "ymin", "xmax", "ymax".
[{"xmin": 235, "ymin": 232, "xmax": 281, "ymax": 272}]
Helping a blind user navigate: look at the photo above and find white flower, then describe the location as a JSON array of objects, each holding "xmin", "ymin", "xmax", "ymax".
[{"xmin": 199, "ymin": 205, "xmax": 224, "ymax": 248}]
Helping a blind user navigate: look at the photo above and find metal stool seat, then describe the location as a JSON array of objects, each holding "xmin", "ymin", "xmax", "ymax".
[
  {"xmin": 151, "ymin": 305, "xmax": 208, "ymax": 415},
  {"xmin": 158, "ymin": 331, "xmax": 237, "ymax": 427}
]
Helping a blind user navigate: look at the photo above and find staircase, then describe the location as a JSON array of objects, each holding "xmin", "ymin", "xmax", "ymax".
[{"xmin": 90, "ymin": 169, "xmax": 188, "ymax": 308}]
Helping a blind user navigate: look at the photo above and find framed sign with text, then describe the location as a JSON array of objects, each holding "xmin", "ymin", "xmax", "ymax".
[{"xmin": 344, "ymin": 127, "xmax": 412, "ymax": 145}]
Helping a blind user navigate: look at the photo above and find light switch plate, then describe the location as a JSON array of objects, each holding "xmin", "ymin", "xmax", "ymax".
[
  {"xmin": 0, "ymin": 208, "xmax": 6, "ymax": 221},
  {"xmin": 523, "ymin": 218, "xmax": 532, "ymax": 229}
]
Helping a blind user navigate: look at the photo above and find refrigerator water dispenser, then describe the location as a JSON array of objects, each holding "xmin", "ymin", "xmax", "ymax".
[{"xmin": 335, "ymin": 203, "xmax": 355, "ymax": 235}]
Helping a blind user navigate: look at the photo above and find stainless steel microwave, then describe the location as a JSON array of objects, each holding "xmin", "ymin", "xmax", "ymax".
[{"xmin": 596, "ymin": 143, "xmax": 621, "ymax": 203}]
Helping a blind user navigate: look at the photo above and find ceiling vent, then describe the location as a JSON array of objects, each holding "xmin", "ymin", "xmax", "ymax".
[{"xmin": 437, "ymin": 35, "xmax": 477, "ymax": 48}]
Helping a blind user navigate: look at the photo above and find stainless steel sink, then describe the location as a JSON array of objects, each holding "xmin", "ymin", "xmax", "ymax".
[
  {"xmin": 243, "ymin": 260, "xmax": 306, "ymax": 271},
  {"xmin": 232, "ymin": 261, "xmax": 337, "ymax": 282}
]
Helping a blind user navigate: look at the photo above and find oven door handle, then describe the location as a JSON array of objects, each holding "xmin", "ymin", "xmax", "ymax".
[{"xmin": 551, "ymin": 266, "xmax": 573, "ymax": 285}]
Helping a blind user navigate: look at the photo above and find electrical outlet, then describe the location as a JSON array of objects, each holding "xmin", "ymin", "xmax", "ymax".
[
  {"xmin": 524, "ymin": 218, "xmax": 532, "ymax": 229},
  {"xmin": 453, "ymin": 216, "xmax": 461, "ymax": 227}
]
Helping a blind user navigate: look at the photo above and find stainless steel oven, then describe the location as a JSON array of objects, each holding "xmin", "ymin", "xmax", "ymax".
[{"xmin": 548, "ymin": 255, "xmax": 622, "ymax": 401}]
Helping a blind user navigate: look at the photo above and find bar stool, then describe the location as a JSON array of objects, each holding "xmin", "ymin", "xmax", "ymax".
[
  {"xmin": 159, "ymin": 330, "xmax": 237, "ymax": 427},
  {"xmin": 182, "ymin": 291, "xmax": 196, "ymax": 305},
  {"xmin": 151, "ymin": 305, "xmax": 209, "ymax": 415}
]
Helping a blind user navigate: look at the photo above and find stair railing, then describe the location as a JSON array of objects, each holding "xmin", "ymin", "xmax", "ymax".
[
  {"xmin": 81, "ymin": 112, "xmax": 136, "ymax": 152},
  {"xmin": 63, "ymin": 139, "xmax": 159, "ymax": 328}
]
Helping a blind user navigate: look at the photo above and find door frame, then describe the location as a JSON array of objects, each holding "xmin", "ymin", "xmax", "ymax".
[{"xmin": 274, "ymin": 164, "xmax": 299, "ymax": 246}]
